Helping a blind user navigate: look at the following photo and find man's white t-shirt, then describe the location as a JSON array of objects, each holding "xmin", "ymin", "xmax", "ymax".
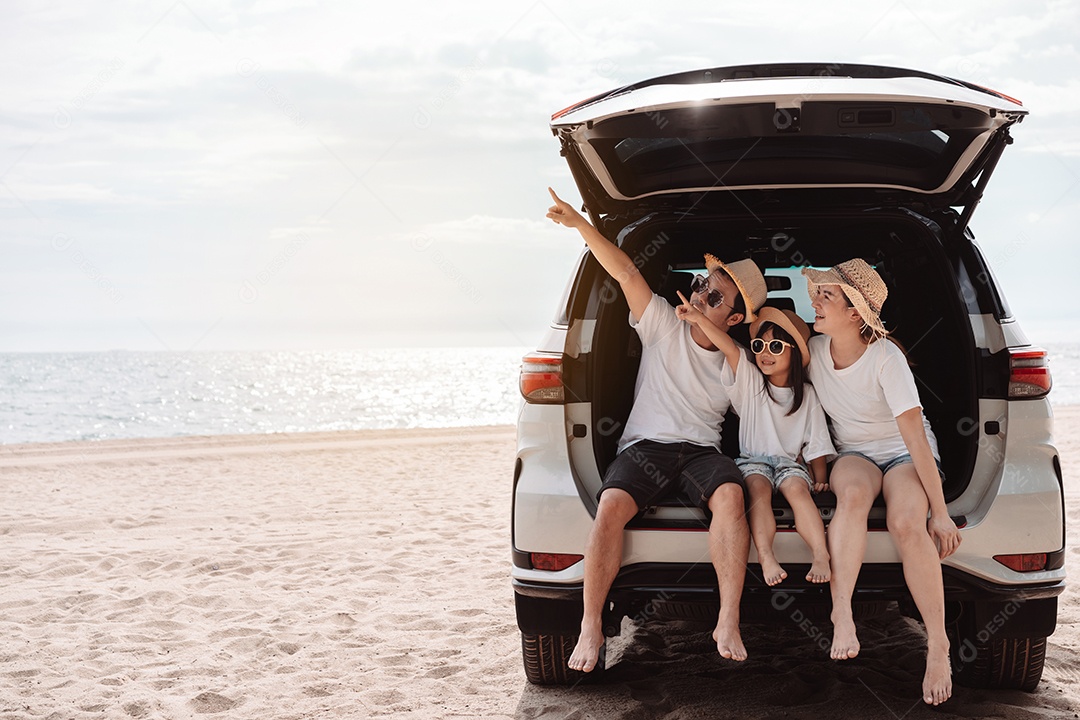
[
  {"xmin": 617, "ymin": 294, "xmax": 732, "ymax": 453},
  {"xmin": 721, "ymin": 349, "xmax": 835, "ymax": 463},
  {"xmin": 807, "ymin": 335, "xmax": 939, "ymax": 465}
]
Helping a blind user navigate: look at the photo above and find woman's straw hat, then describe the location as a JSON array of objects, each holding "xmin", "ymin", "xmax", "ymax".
[
  {"xmin": 802, "ymin": 259, "xmax": 889, "ymax": 337},
  {"xmin": 751, "ymin": 307, "xmax": 812, "ymax": 367},
  {"xmin": 703, "ymin": 255, "xmax": 767, "ymax": 323}
]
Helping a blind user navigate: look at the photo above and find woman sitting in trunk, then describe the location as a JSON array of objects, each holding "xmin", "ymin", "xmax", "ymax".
[{"xmin": 801, "ymin": 259, "xmax": 962, "ymax": 707}]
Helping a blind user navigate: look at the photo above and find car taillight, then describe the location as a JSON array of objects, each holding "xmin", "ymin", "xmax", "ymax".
[
  {"xmin": 530, "ymin": 553, "xmax": 583, "ymax": 571},
  {"xmin": 968, "ymin": 83, "xmax": 1023, "ymax": 107},
  {"xmin": 994, "ymin": 553, "xmax": 1047, "ymax": 572},
  {"xmin": 550, "ymin": 91, "xmax": 607, "ymax": 120},
  {"xmin": 520, "ymin": 354, "xmax": 564, "ymax": 404},
  {"xmin": 1008, "ymin": 348, "xmax": 1052, "ymax": 399}
]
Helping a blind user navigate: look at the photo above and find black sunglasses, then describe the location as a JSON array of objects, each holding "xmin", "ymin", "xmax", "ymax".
[
  {"xmin": 751, "ymin": 338, "xmax": 794, "ymax": 356},
  {"xmin": 690, "ymin": 274, "xmax": 729, "ymax": 309}
]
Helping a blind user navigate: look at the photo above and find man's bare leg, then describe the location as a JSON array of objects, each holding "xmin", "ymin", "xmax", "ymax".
[
  {"xmin": 567, "ymin": 488, "xmax": 640, "ymax": 672},
  {"xmin": 882, "ymin": 465, "xmax": 952, "ymax": 705},
  {"xmin": 708, "ymin": 482, "xmax": 749, "ymax": 661},
  {"xmin": 827, "ymin": 456, "xmax": 881, "ymax": 660}
]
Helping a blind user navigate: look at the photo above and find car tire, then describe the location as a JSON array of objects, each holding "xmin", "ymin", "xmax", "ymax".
[
  {"xmin": 521, "ymin": 632, "xmax": 605, "ymax": 685},
  {"xmin": 949, "ymin": 628, "xmax": 1047, "ymax": 692}
]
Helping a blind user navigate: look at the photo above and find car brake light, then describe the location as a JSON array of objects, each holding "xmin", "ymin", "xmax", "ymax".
[
  {"xmin": 530, "ymin": 553, "xmax": 583, "ymax": 571},
  {"xmin": 993, "ymin": 553, "xmax": 1047, "ymax": 572},
  {"xmin": 968, "ymin": 82, "xmax": 1023, "ymax": 107},
  {"xmin": 551, "ymin": 91, "xmax": 609, "ymax": 121},
  {"xmin": 520, "ymin": 354, "xmax": 564, "ymax": 404},
  {"xmin": 1008, "ymin": 348, "xmax": 1052, "ymax": 399}
]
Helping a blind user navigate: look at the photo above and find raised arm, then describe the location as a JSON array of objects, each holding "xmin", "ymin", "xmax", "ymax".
[
  {"xmin": 674, "ymin": 291, "xmax": 742, "ymax": 372},
  {"xmin": 546, "ymin": 187, "xmax": 652, "ymax": 321},
  {"xmin": 896, "ymin": 408, "xmax": 961, "ymax": 559}
]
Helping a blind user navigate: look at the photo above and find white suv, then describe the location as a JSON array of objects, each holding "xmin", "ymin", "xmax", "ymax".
[{"xmin": 512, "ymin": 63, "xmax": 1064, "ymax": 690}]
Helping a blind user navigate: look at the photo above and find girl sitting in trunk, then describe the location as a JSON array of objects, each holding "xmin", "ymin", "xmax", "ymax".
[{"xmin": 676, "ymin": 286, "xmax": 834, "ymax": 586}]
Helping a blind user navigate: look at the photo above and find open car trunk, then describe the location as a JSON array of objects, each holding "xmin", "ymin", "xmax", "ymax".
[
  {"xmin": 551, "ymin": 63, "xmax": 1027, "ymax": 222},
  {"xmin": 574, "ymin": 206, "xmax": 979, "ymax": 528}
]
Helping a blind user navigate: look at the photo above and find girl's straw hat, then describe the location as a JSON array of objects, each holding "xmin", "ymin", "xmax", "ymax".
[
  {"xmin": 703, "ymin": 255, "xmax": 767, "ymax": 323},
  {"xmin": 751, "ymin": 307, "xmax": 812, "ymax": 367},
  {"xmin": 802, "ymin": 259, "xmax": 889, "ymax": 338}
]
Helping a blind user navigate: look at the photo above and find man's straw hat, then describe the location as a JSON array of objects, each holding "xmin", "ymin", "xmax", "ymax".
[
  {"xmin": 802, "ymin": 259, "xmax": 889, "ymax": 338},
  {"xmin": 703, "ymin": 255, "xmax": 767, "ymax": 323}
]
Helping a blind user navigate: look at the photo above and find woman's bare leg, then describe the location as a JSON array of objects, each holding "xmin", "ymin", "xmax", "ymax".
[
  {"xmin": 827, "ymin": 455, "xmax": 882, "ymax": 659},
  {"xmin": 882, "ymin": 464, "xmax": 952, "ymax": 705}
]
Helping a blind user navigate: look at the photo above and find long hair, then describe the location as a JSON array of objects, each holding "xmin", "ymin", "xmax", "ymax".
[
  {"xmin": 842, "ymin": 294, "xmax": 913, "ymax": 365},
  {"xmin": 755, "ymin": 321, "xmax": 805, "ymax": 415}
]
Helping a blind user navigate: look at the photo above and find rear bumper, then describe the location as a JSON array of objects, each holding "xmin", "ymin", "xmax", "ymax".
[
  {"xmin": 514, "ymin": 562, "xmax": 1065, "ymax": 604},
  {"xmin": 514, "ymin": 563, "xmax": 1063, "ymax": 638}
]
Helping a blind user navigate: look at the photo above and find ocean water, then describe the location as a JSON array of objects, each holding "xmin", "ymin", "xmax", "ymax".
[
  {"xmin": 1, "ymin": 343, "xmax": 1077, "ymax": 445},
  {"xmin": 0, "ymin": 347, "xmax": 529, "ymax": 445},
  {"xmin": 1047, "ymin": 342, "xmax": 1080, "ymax": 406}
]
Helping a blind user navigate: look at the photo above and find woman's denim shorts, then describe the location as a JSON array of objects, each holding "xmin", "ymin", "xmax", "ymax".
[{"xmin": 835, "ymin": 450, "xmax": 944, "ymax": 481}]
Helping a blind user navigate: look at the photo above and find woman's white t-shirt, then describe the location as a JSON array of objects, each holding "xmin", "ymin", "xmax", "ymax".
[
  {"xmin": 807, "ymin": 335, "xmax": 939, "ymax": 465},
  {"xmin": 617, "ymin": 294, "xmax": 733, "ymax": 453},
  {"xmin": 721, "ymin": 349, "xmax": 835, "ymax": 463}
]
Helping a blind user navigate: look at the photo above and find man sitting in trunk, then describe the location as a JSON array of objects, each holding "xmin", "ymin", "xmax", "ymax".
[{"xmin": 546, "ymin": 188, "xmax": 768, "ymax": 670}]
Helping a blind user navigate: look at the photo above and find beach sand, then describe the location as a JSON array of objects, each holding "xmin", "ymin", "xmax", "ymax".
[{"xmin": 0, "ymin": 411, "xmax": 1077, "ymax": 719}]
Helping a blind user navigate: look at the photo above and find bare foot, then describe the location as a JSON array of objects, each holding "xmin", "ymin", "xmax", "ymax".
[
  {"xmin": 830, "ymin": 615, "xmax": 860, "ymax": 660},
  {"xmin": 806, "ymin": 553, "xmax": 831, "ymax": 584},
  {"xmin": 923, "ymin": 643, "xmax": 952, "ymax": 705},
  {"xmin": 567, "ymin": 625, "xmax": 605, "ymax": 672},
  {"xmin": 759, "ymin": 555, "xmax": 787, "ymax": 586},
  {"xmin": 713, "ymin": 618, "xmax": 747, "ymax": 662}
]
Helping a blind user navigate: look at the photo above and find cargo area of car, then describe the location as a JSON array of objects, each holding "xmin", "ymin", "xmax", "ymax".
[{"xmin": 574, "ymin": 205, "xmax": 981, "ymax": 522}]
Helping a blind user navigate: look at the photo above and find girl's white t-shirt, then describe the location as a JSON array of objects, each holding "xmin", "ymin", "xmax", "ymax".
[
  {"xmin": 617, "ymin": 294, "xmax": 733, "ymax": 453},
  {"xmin": 807, "ymin": 335, "xmax": 939, "ymax": 465},
  {"xmin": 721, "ymin": 349, "xmax": 835, "ymax": 462}
]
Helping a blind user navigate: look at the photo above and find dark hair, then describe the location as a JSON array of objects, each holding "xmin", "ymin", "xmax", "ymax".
[
  {"xmin": 755, "ymin": 321, "xmax": 805, "ymax": 415},
  {"xmin": 839, "ymin": 291, "xmax": 912, "ymax": 363},
  {"xmin": 713, "ymin": 269, "xmax": 747, "ymax": 318}
]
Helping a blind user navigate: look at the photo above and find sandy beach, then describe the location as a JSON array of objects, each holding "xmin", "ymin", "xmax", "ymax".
[{"xmin": 1, "ymin": 412, "xmax": 1078, "ymax": 719}]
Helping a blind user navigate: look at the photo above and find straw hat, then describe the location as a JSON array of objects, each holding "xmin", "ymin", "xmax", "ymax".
[
  {"xmin": 703, "ymin": 255, "xmax": 767, "ymax": 323},
  {"xmin": 751, "ymin": 306, "xmax": 812, "ymax": 367},
  {"xmin": 802, "ymin": 259, "xmax": 889, "ymax": 338}
]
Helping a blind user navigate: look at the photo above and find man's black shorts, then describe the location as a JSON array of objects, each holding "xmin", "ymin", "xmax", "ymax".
[{"xmin": 598, "ymin": 440, "xmax": 744, "ymax": 510}]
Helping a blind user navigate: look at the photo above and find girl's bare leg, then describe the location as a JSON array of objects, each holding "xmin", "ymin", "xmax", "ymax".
[
  {"xmin": 779, "ymin": 476, "xmax": 830, "ymax": 583},
  {"xmin": 746, "ymin": 474, "xmax": 785, "ymax": 586}
]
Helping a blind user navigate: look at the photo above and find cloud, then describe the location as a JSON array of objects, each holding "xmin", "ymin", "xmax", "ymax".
[
  {"xmin": 268, "ymin": 224, "xmax": 332, "ymax": 241},
  {"xmin": 0, "ymin": 181, "xmax": 128, "ymax": 204},
  {"xmin": 1, "ymin": 0, "xmax": 1077, "ymax": 351},
  {"xmin": 412, "ymin": 215, "xmax": 556, "ymax": 247}
]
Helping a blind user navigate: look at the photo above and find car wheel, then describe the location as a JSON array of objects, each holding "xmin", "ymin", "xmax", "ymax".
[
  {"xmin": 949, "ymin": 625, "xmax": 1047, "ymax": 692},
  {"xmin": 521, "ymin": 632, "xmax": 605, "ymax": 685}
]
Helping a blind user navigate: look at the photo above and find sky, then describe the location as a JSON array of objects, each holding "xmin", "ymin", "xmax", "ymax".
[{"xmin": 2, "ymin": 0, "xmax": 1078, "ymax": 351}]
